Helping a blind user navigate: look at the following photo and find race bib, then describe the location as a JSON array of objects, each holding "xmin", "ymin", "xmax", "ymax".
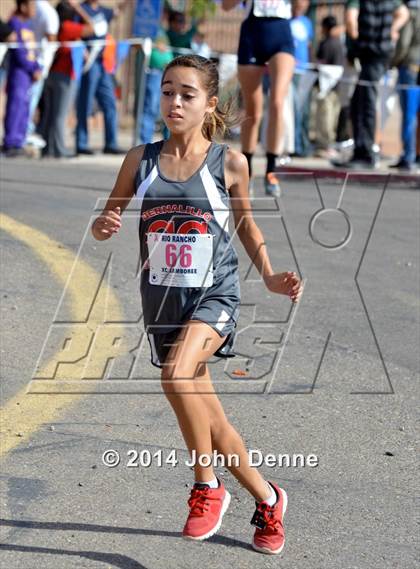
[
  {"xmin": 147, "ymin": 232, "xmax": 214, "ymax": 288},
  {"xmin": 252, "ymin": 0, "xmax": 291, "ymax": 18}
]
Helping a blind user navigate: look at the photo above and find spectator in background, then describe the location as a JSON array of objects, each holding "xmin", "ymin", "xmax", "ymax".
[
  {"xmin": 139, "ymin": 27, "xmax": 173, "ymax": 144},
  {"xmin": 315, "ymin": 15, "xmax": 345, "ymax": 158},
  {"xmin": 335, "ymin": 11, "xmax": 359, "ymax": 149},
  {"xmin": 389, "ymin": 0, "xmax": 420, "ymax": 171},
  {"xmin": 75, "ymin": 0, "xmax": 128, "ymax": 155},
  {"xmin": 2, "ymin": 0, "xmax": 42, "ymax": 157},
  {"xmin": 339, "ymin": 0, "xmax": 409, "ymax": 169},
  {"xmin": 417, "ymin": 69, "xmax": 420, "ymax": 165},
  {"xmin": 222, "ymin": 0, "xmax": 295, "ymax": 197},
  {"xmin": 40, "ymin": 0, "xmax": 94, "ymax": 158},
  {"xmin": 166, "ymin": 11, "xmax": 198, "ymax": 56},
  {"xmin": 26, "ymin": 0, "xmax": 60, "ymax": 149},
  {"xmin": 290, "ymin": 0, "xmax": 313, "ymax": 157},
  {"xmin": 191, "ymin": 30, "xmax": 211, "ymax": 59}
]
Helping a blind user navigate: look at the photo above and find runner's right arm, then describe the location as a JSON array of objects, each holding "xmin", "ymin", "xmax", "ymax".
[{"xmin": 91, "ymin": 145, "xmax": 145, "ymax": 241}]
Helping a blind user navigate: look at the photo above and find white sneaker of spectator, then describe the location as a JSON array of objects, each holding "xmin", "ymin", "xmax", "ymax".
[{"xmin": 25, "ymin": 133, "xmax": 46, "ymax": 149}]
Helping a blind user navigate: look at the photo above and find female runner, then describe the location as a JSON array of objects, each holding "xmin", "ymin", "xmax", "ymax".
[
  {"xmin": 92, "ymin": 55, "xmax": 303, "ymax": 555},
  {"xmin": 222, "ymin": 0, "xmax": 295, "ymax": 197}
]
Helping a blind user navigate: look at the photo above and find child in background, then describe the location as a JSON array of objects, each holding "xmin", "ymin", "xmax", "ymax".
[
  {"xmin": 3, "ymin": 0, "xmax": 41, "ymax": 157},
  {"xmin": 166, "ymin": 11, "xmax": 199, "ymax": 56},
  {"xmin": 139, "ymin": 28, "xmax": 173, "ymax": 144},
  {"xmin": 191, "ymin": 31, "xmax": 211, "ymax": 59}
]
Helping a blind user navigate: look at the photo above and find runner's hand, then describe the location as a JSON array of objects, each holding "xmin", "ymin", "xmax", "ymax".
[
  {"xmin": 264, "ymin": 271, "xmax": 303, "ymax": 303},
  {"xmin": 92, "ymin": 207, "xmax": 121, "ymax": 240}
]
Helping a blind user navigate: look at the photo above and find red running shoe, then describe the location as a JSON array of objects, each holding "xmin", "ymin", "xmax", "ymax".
[
  {"xmin": 182, "ymin": 479, "xmax": 231, "ymax": 541},
  {"xmin": 250, "ymin": 482, "xmax": 288, "ymax": 555}
]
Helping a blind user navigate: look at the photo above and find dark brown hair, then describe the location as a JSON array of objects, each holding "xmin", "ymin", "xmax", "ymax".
[{"xmin": 162, "ymin": 55, "xmax": 237, "ymax": 141}]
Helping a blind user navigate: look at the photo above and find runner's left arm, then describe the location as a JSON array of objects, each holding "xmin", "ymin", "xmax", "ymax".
[
  {"xmin": 225, "ymin": 149, "xmax": 303, "ymax": 302},
  {"xmin": 225, "ymin": 149, "xmax": 274, "ymax": 281}
]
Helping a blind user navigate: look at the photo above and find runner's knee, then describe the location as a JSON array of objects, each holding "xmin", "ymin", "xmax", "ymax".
[
  {"xmin": 160, "ymin": 360, "xmax": 206, "ymax": 388},
  {"xmin": 209, "ymin": 416, "xmax": 231, "ymax": 439}
]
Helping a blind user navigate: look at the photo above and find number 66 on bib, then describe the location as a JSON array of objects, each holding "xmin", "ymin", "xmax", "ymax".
[{"xmin": 146, "ymin": 232, "xmax": 214, "ymax": 288}]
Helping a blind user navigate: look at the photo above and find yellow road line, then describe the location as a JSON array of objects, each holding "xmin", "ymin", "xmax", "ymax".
[{"xmin": 0, "ymin": 213, "xmax": 124, "ymax": 457}]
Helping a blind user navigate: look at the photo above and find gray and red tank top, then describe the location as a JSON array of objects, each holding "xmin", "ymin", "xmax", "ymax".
[{"xmin": 135, "ymin": 140, "xmax": 241, "ymax": 334}]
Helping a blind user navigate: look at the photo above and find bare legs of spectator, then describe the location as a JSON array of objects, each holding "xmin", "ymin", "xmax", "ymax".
[
  {"xmin": 238, "ymin": 53, "xmax": 294, "ymax": 196},
  {"xmin": 238, "ymin": 53, "xmax": 295, "ymax": 157},
  {"xmin": 237, "ymin": 64, "xmax": 265, "ymax": 157},
  {"xmin": 266, "ymin": 53, "xmax": 295, "ymax": 155}
]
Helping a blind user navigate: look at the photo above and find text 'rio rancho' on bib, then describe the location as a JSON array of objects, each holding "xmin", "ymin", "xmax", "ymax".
[{"xmin": 147, "ymin": 232, "xmax": 214, "ymax": 288}]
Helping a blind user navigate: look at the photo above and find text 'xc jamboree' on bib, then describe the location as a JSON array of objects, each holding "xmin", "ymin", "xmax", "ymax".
[{"xmin": 147, "ymin": 232, "xmax": 214, "ymax": 288}]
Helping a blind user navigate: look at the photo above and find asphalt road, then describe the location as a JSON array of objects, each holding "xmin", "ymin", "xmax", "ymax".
[{"xmin": 0, "ymin": 154, "xmax": 419, "ymax": 569}]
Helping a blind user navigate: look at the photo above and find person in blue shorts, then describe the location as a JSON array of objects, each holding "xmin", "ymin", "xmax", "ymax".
[
  {"xmin": 92, "ymin": 55, "xmax": 302, "ymax": 554},
  {"xmin": 222, "ymin": 0, "xmax": 295, "ymax": 196}
]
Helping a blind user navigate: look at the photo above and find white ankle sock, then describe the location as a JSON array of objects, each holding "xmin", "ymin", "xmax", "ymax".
[
  {"xmin": 195, "ymin": 476, "xmax": 219, "ymax": 489},
  {"xmin": 263, "ymin": 482, "xmax": 277, "ymax": 506}
]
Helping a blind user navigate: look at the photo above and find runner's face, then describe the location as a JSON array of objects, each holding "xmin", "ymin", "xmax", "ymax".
[{"xmin": 160, "ymin": 66, "xmax": 217, "ymax": 135}]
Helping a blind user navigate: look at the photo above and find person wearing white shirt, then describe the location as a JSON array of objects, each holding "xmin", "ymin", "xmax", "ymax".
[
  {"xmin": 191, "ymin": 31, "xmax": 211, "ymax": 59},
  {"xmin": 26, "ymin": 0, "xmax": 59, "ymax": 147}
]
